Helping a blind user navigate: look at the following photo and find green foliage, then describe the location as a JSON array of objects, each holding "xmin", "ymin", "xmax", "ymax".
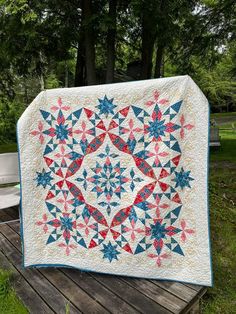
[
  {"xmin": 0, "ymin": 0, "xmax": 79, "ymax": 94},
  {"xmin": 0, "ymin": 0, "xmax": 235, "ymax": 103},
  {"xmin": 0, "ymin": 98, "xmax": 26, "ymax": 144},
  {"xmin": 193, "ymin": 48, "xmax": 236, "ymax": 111},
  {"xmin": 3, "ymin": 0, "xmax": 37, "ymax": 23},
  {"xmin": 0, "ymin": 0, "xmax": 235, "ymax": 134},
  {"xmin": 45, "ymin": 73, "xmax": 61, "ymax": 89},
  {"xmin": 165, "ymin": 44, "xmax": 236, "ymax": 111}
]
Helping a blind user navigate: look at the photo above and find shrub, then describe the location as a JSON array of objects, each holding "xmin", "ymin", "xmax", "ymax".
[{"xmin": 0, "ymin": 97, "xmax": 26, "ymax": 144}]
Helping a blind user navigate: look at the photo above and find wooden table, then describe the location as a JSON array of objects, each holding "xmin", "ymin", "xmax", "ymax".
[{"xmin": 0, "ymin": 207, "xmax": 206, "ymax": 314}]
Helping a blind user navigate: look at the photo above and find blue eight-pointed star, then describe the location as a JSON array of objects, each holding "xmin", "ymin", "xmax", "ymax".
[
  {"xmin": 96, "ymin": 95, "xmax": 117, "ymax": 117},
  {"xmin": 147, "ymin": 119, "xmax": 166, "ymax": 139},
  {"xmin": 173, "ymin": 167, "xmax": 194, "ymax": 190},
  {"xmin": 101, "ymin": 241, "xmax": 120, "ymax": 262},
  {"xmin": 35, "ymin": 169, "xmax": 53, "ymax": 188},
  {"xmin": 90, "ymin": 161, "xmax": 128, "ymax": 199},
  {"xmin": 56, "ymin": 123, "xmax": 69, "ymax": 141},
  {"xmin": 150, "ymin": 221, "xmax": 167, "ymax": 241},
  {"xmin": 60, "ymin": 216, "xmax": 73, "ymax": 231}
]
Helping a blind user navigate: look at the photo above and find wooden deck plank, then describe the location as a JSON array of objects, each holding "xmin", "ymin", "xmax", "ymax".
[
  {"xmin": 91, "ymin": 273, "xmax": 172, "ymax": 314},
  {"xmin": 0, "ymin": 222, "xmax": 108, "ymax": 314},
  {"xmin": 150, "ymin": 280, "xmax": 197, "ymax": 302},
  {"xmin": 4, "ymin": 219, "xmax": 136, "ymax": 313},
  {"xmin": 0, "ymin": 210, "xmax": 207, "ymax": 314},
  {"xmin": 42, "ymin": 268, "xmax": 109, "ymax": 314},
  {"xmin": 0, "ymin": 207, "xmax": 19, "ymax": 224},
  {"xmin": 5, "ymin": 223, "xmax": 171, "ymax": 313},
  {"xmin": 62, "ymin": 268, "xmax": 139, "ymax": 314},
  {"xmin": 8, "ymin": 220, "xmax": 200, "ymax": 314},
  {"xmin": 183, "ymin": 283, "xmax": 203, "ymax": 292},
  {"xmin": 0, "ymin": 228, "xmax": 81, "ymax": 314},
  {"xmin": 4, "ymin": 206, "xmax": 19, "ymax": 219},
  {"xmin": 121, "ymin": 277, "xmax": 187, "ymax": 314},
  {"xmin": 0, "ymin": 250, "xmax": 54, "ymax": 314},
  {"xmin": 178, "ymin": 287, "xmax": 207, "ymax": 314}
]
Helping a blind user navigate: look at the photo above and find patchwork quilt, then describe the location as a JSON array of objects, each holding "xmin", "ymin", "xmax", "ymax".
[{"xmin": 17, "ymin": 75, "xmax": 212, "ymax": 286}]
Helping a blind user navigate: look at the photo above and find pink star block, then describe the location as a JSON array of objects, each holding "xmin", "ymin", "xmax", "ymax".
[
  {"xmin": 180, "ymin": 115, "xmax": 194, "ymax": 139},
  {"xmin": 180, "ymin": 219, "xmax": 194, "ymax": 242},
  {"xmin": 148, "ymin": 253, "xmax": 170, "ymax": 267},
  {"xmin": 145, "ymin": 90, "xmax": 169, "ymax": 107},
  {"xmin": 51, "ymin": 97, "xmax": 70, "ymax": 112},
  {"xmin": 120, "ymin": 119, "xmax": 143, "ymax": 140},
  {"xmin": 147, "ymin": 143, "xmax": 168, "ymax": 167},
  {"xmin": 74, "ymin": 121, "xmax": 94, "ymax": 142},
  {"xmin": 30, "ymin": 121, "xmax": 44, "ymax": 144},
  {"xmin": 35, "ymin": 214, "xmax": 48, "ymax": 233}
]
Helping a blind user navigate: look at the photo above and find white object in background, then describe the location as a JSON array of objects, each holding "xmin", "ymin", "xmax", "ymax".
[
  {"xmin": 0, "ymin": 152, "xmax": 20, "ymax": 210},
  {"xmin": 0, "ymin": 152, "xmax": 19, "ymax": 184}
]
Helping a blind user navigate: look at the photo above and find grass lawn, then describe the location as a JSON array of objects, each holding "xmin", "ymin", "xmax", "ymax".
[
  {"xmin": 203, "ymin": 115, "xmax": 236, "ymax": 313},
  {"xmin": 210, "ymin": 112, "xmax": 236, "ymax": 164},
  {"xmin": 0, "ymin": 143, "xmax": 17, "ymax": 154},
  {"xmin": 211, "ymin": 112, "xmax": 236, "ymax": 118},
  {"xmin": 211, "ymin": 112, "xmax": 236, "ymax": 127},
  {"xmin": 0, "ymin": 270, "xmax": 28, "ymax": 313},
  {"xmin": 0, "ymin": 113, "xmax": 235, "ymax": 313},
  {"xmin": 210, "ymin": 129, "xmax": 236, "ymax": 163},
  {"xmin": 202, "ymin": 164, "xmax": 236, "ymax": 313}
]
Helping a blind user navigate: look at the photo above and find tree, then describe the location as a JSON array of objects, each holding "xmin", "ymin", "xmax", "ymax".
[
  {"xmin": 105, "ymin": 0, "xmax": 117, "ymax": 83},
  {"xmin": 83, "ymin": 0, "xmax": 96, "ymax": 85},
  {"xmin": 0, "ymin": 0, "xmax": 79, "ymax": 90},
  {"xmin": 169, "ymin": 0, "xmax": 236, "ymax": 72},
  {"xmin": 74, "ymin": 37, "xmax": 86, "ymax": 86},
  {"xmin": 0, "ymin": 0, "xmax": 235, "ymax": 112},
  {"xmin": 131, "ymin": 0, "xmax": 157, "ymax": 79}
]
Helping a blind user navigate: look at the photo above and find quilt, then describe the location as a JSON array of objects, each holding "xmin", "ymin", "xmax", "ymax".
[{"xmin": 17, "ymin": 75, "xmax": 212, "ymax": 286}]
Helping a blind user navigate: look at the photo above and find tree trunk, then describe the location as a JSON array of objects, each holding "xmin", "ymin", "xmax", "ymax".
[
  {"xmin": 39, "ymin": 73, "xmax": 44, "ymax": 91},
  {"xmin": 154, "ymin": 45, "xmax": 164, "ymax": 78},
  {"xmin": 23, "ymin": 77, "xmax": 29, "ymax": 104},
  {"xmin": 140, "ymin": 13, "xmax": 155, "ymax": 79},
  {"xmin": 39, "ymin": 51, "xmax": 45, "ymax": 90},
  {"xmin": 105, "ymin": 0, "xmax": 117, "ymax": 83},
  {"xmin": 74, "ymin": 41, "xmax": 85, "ymax": 86},
  {"xmin": 65, "ymin": 61, "xmax": 69, "ymax": 87},
  {"xmin": 83, "ymin": 0, "xmax": 96, "ymax": 85}
]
